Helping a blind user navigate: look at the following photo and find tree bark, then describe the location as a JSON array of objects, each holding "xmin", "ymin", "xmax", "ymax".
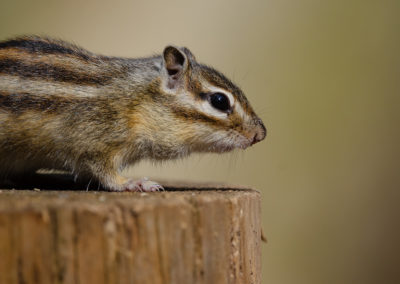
[{"xmin": 0, "ymin": 179, "xmax": 261, "ymax": 284}]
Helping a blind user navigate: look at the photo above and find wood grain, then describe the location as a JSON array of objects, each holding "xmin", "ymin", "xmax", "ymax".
[{"xmin": 0, "ymin": 184, "xmax": 261, "ymax": 284}]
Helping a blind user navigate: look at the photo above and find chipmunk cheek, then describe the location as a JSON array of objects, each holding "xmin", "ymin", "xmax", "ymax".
[{"xmin": 227, "ymin": 113, "xmax": 244, "ymax": 131}]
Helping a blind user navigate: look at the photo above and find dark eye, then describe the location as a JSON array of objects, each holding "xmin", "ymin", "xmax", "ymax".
[{"xmin": 209, "ymin": 92, "xmax": 231, "ymax": 112}]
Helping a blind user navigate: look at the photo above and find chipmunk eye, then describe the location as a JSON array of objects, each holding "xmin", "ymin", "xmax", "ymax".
[{"xmin": 209, "ymin": 93, "xmax": 231, "ymax": 112}]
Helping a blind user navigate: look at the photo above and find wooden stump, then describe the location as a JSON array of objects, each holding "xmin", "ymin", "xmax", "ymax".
[{"xmin": 0, "ymin": 177, "xmax": 261, "ymax": 284}]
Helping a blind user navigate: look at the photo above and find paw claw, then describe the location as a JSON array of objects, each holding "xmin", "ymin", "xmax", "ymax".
[{"xmin": 122, "ymin": 178, "xmax": 163, "ymax": 192}]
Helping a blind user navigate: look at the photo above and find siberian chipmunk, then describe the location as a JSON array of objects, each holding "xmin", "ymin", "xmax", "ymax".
[{"xmin": 0, "ymin": 36, "xmax": 266, "ymax": 192}]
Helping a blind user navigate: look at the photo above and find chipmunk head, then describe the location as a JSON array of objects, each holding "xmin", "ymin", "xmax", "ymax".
[{"xmin": 157, "ymin": 45, "xmax": 266, "ymax": 154}]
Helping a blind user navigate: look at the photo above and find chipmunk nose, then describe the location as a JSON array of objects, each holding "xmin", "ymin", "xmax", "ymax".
[{"xmin": 251, "ymin": 119, "xmax": 267, "ymax": 146}]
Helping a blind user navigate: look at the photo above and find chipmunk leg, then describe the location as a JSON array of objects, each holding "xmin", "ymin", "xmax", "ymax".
[
  {"xmin": 92, "ymin": 165, "xmax": 163, "ymax": 192},
  {"xmin": 85, "ymin": 155, "xmax": 164, "ymax": 192}
]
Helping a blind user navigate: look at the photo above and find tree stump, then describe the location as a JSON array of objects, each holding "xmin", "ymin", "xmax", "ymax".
[{"xmin": 0, "ymin": 175, "xmax": 261, "ymax": 284}]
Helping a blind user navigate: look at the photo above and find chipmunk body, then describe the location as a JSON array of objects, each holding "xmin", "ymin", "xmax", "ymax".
[{"xmin": 0, "ymin": 36, "xmax": 266, "ymax": 191}]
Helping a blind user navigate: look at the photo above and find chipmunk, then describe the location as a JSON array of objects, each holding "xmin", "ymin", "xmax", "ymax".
[{"xmin": 0, "ymin": 36, "xmax": 266, "ymax": 192}]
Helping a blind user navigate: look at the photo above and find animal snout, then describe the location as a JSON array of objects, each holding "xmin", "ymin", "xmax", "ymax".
[{"xmin": 251, "ymin": 119, "xmax": 267, "ymax": 145}]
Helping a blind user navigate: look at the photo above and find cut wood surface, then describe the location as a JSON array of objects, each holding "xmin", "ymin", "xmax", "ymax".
[{"xmin": 0, "ymin": 175, "xmax": 261, "ymax": 284}]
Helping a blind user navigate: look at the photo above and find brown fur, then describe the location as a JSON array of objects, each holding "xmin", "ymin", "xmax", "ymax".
[{"xmin": 0, "ymin": 36, "xmax": 266, "ymax": 191}]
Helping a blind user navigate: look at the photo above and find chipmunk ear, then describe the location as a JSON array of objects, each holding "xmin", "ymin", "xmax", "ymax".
[{"xmin": 163, "ymin": 46, "xmax": 189, "ymax": 89}]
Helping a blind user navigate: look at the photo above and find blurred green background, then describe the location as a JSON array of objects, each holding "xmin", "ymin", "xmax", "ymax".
[{"xmin": 1, "ymin": 0, "xmax": 399, "ymax": 283}]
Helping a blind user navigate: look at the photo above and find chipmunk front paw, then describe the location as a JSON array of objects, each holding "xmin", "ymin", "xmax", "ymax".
[{"xmin": 122, "ymin": 177, "xmax": 164, "ymax": 192}]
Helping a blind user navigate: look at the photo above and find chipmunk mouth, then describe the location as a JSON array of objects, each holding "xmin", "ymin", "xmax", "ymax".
[
  {"xmin": 209, "ymin": 131, "xmax": 252, "ymax": 153},
  {"xmin": 232, "ymin": 131, "xmax": 253, "ymax": 150},
  {"xmin": 235, "ymin": 138, "xmax": 252, "ymax": 150},
  {"xmin": 194, "ymin": 130, "xmax": 252, "ymax": 154}
]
